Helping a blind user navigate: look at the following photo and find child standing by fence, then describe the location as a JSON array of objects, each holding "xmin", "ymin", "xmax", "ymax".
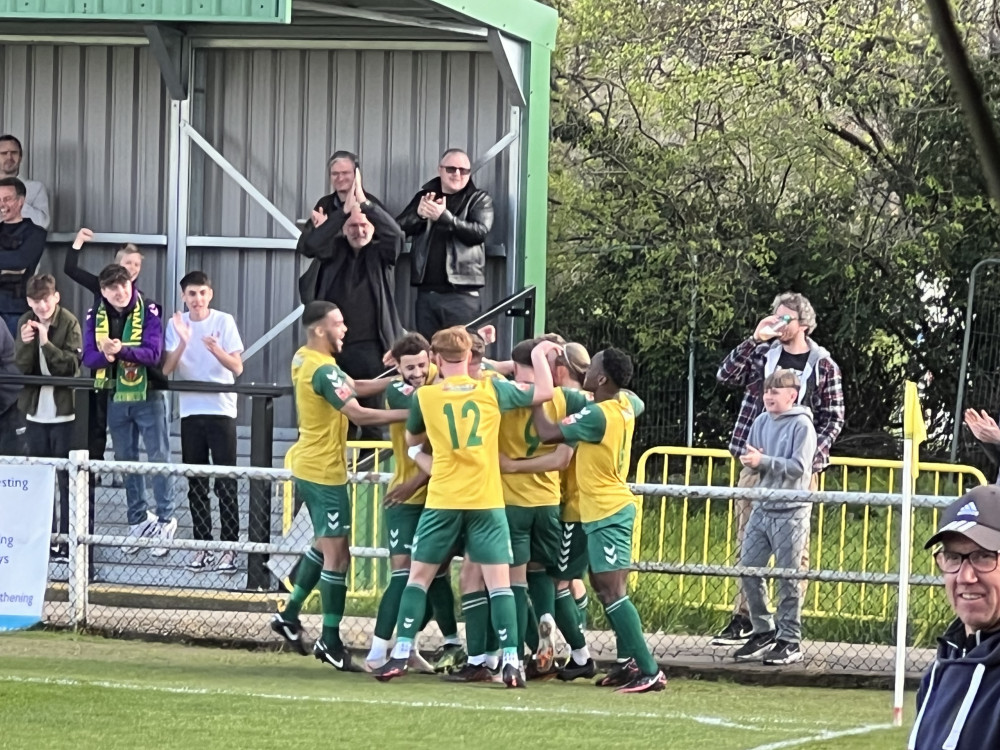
[{"xmin": 732, "ymin": 368, "xmax": 817, "ymax": 666}]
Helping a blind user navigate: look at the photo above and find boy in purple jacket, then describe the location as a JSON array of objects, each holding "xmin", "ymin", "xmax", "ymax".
[{"xmin": 82, "ymin": 264, "xmax": 174, "ymax": 554}]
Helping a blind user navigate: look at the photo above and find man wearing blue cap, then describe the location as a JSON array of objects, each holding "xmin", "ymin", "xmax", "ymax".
[{"xmin": 909, "ymin": 484, "xmax": 1000, "ymax": 750}]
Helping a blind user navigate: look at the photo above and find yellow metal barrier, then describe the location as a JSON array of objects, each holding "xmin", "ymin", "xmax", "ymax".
[
  {"xmin": 280, "ymin": 440, "xmax": 394, "ymax": 598},
  {"xmin": 633, "ymin": 446, "xmax": 987, "ymax": 623}
]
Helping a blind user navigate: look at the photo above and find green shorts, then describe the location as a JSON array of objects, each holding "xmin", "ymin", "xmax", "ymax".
[
  {"xmin": 296, "ymin": 479, "xmax": 351, "ymax": 539},
  {"xmin": 384, "ymin": 503, "xmax": 424, "ymax": 557},
  {"xmin": 583, "ymin": 503, "xmax": 636, "ymax": 574},
  {"xmin": 505, "ymin": 504, "xmax": 562, "ymax": 567},
  {"xmin": 548, "ymin": 520, "xmax": 589, "ymax": 581},
  {"xmin": 413, "ymin": 508, "xmax": 512, "ymax": 566}
]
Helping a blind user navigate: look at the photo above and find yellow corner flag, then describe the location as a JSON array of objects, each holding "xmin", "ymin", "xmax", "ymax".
[{"xmin": 903, "ymin": 381, "xmax": 927, "ymax": 478}]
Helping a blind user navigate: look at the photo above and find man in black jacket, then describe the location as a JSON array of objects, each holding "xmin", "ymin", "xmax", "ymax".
[
  {"xmin": 0, "ymin": 177, "xmax": 47, "ymax": 337},
  {"xmin": 297, "ymin": 166, "xmax": 404, "ymax": 440},
  {"xmin": 909, "ymin": 485, "xmax": 1000, "ymax": 750},
  {"xmin": 397, "ymin": 149, "xmax": 494, "ymax": 340}
]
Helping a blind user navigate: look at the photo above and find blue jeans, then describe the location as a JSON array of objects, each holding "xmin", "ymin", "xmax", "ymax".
[{"xmin": 107, "ymin": 393, "xmax": 173, "ymax": 525}]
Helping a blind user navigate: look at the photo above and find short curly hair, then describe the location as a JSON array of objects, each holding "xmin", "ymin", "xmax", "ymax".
[
  {"xmin": 601, "ymin": 348, "xmax": 633, "ymax": 389},
  {"xmin": 772, "ymin": 292, "xmax": 817, "ymax": 334}
]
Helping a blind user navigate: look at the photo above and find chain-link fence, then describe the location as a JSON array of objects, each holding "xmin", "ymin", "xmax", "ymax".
[{"xmin": 29, "ymin": 446, "xmax": 976, "ymax": 680}]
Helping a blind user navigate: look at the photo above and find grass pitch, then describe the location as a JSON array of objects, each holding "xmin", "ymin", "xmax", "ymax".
[{"xmin": 0, "ymin": 632, "xmax": 911, "ymax": 749}]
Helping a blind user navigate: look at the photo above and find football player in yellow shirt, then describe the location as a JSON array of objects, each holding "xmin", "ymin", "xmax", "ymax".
[
  {"xmin": 270, "ymin": 301, "xmax": 409, "ymax": 672},
  {"xmin": 500, "ymin": 342, "xmax": 596, "ymax": 679},
  {"xmin": 366, "ymin": 332, "xmax": 464, "ymax": 672},
  {"xmin": 533, "ymin": 347, "xmax": 666, "ymax": 693},
  {"xmin": 373, "ymin": 327, "xmax": 558, "ymax": 687}
]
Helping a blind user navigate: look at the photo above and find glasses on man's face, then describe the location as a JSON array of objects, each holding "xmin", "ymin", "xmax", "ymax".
[
  {"xmin": 934, "ymin": 548, "xmax": 1000, "ymax": 574},
  {"xmin": 440, "ymin": 165, "xmax": 471, "ymax": 176}
]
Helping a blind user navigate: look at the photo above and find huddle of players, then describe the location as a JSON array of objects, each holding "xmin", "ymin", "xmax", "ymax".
[{"xmin": 270, "ymin": 300, "xmax": 666, "ymax": 694}]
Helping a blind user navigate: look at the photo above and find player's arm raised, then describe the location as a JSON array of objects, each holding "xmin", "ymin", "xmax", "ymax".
[{"xmin": 529, "ymin": 340, "xmax": 558, "ymax": 405}]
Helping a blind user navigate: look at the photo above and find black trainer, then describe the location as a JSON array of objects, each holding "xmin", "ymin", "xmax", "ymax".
[
  {"xmin": 49, "ymin": 544, "xmax": 69, "ymax": 564},
  {"xmin": 269, "ymin": 612, "xmax": 308, "ymax": 655},
  {"xmin": 596, "ymin": 658, "xmax": 639, "ymax": 687},
  {"xmin": 733, "ymin": 630, "xmax": 777, "ymax": 661},
  {"xmin": 762, "ymin": 640, "xmax": 804, "ymax": 666},
  {"xmin": 442, "ymin": 663, "xmax": 491, "ymax": 683},
  {"xmin": 616, "ymin": 670, "xmax": 667, "ymax": 693},
  {"xmin": 313, "ymin": 640, "xmax": 360, "ymax": 672},
  {"xmin": 710, "ymin": 614, "xmax": 753, "ymax": 646},
  {"xmin": 502, "ymin": 662, "xmax": 526, "ymax": 688},
  {"xmin": 372, "ymin": 656, "xmax": 409, "ymax": 681},
  {"xmin": 557, "ymin": 657, "xmax": 597, "ymax": 681}
]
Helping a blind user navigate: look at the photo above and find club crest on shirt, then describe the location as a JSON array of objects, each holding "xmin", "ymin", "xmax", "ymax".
[
  {"xmin": 335, "ymin": 384, "xmax": 353, "ymax": 401},
  {"xmin": 148, "ymin": 303, "xmax": 159, "ymax": 316},
  {"xmin": 512, "ymin": 382, "xmax": 531, "ymax": 391}
]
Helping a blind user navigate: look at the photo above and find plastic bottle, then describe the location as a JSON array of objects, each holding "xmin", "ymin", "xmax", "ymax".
[{"xmin": 761, "ymin": 315, "xmax": 792, "ymax": 339}]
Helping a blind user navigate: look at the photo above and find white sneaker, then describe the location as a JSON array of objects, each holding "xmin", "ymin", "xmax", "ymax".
[
  {"xmin": 122, "ymin": 516, "xmax": 157, "ymax": 554},
  {"xmin": 215, "ymin": 550, "xmax": 237, "ymax": 574},
  {"xmin": 187, "ymin": 550, "xmax": 216, "ymax": 571},
  {"xmin": 150, "ymin": 518, "xmax": 177, "ymax": 558},
  {"xmin": 536, "ymin": 613, "xmax": 558, "ymax": 672}
]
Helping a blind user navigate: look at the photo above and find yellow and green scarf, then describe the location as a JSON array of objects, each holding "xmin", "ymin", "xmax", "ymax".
[{"xmin": 94, "ymin": 295, "xmax": 147, "ymax": 402}]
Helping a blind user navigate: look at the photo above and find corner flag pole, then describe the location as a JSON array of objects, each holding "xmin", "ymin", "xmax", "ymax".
[{"xmin": 894, "ymin": 381, "xmax": 927, "ymax": 726}]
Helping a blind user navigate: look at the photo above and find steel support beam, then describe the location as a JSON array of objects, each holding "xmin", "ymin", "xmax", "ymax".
[{"xmin": 144, "ymin": 24, "xmax": 188, "ymax": 101}]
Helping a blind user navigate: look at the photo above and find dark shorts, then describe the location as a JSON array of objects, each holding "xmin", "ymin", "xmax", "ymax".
[
  {"xmin": 584, "ymin": 504, "xmax": 636, "ymax": 574},
  {"xmin": 412, "ymin": 508, "xmax": 512, "ymax": 566},
  {"xmin": 384, "ymin": 502, "xmax": 423, "ymax": 557},
  {"xmin": 505, "ymin": 504, "xmax": 562, "ymax": 567},
  {"xmin": 548, "ymin": 520, "xmax": 589, "ymax": 581},
  {"xmin": 297, "ymin": 479, "xmax": 351, "ymax": 539}
]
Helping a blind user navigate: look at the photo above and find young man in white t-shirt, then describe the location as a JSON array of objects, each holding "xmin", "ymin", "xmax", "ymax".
[{"xmin": 163, "ymin": 271, "xmax": 245, "ymax": 573}]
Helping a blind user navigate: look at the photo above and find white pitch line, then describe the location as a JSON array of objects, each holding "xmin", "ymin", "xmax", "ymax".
[
  {"xmin": 1, "ymin": 674, "xmax": 765, "ymax": 731},
  {"xmin": 742, "ymin": 723, "xmax": 896, "ymax": 750}
]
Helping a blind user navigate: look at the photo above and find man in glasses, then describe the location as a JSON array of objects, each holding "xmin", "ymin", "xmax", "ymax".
[
  {"xmin": 397, "ymin": 148, "xmax": 494, "ymax": 340},
  {"xmin": 909, "ymin": 485, "xmax": 1000, "ymax": 750},
  {"xmin": 711, "ymin": 292, "xmax": 844, "ymax": 647}
]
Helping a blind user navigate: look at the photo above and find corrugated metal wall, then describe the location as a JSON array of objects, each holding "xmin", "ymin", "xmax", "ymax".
[
  {"xmin": 0, "ymin": 43, "xmax": 171, "ymax": 314},
  {"xmin": 188, "ymin": 48, "xmax": 512, "ymax": 425},
  {"xmin": 2, "ymin": 42, "xmax": 513, "ymax": 427}
]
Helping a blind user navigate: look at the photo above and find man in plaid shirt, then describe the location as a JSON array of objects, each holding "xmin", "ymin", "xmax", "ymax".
[{"xmin": 709, "ymin": 292, "xmax": 845, "ymax": 647}]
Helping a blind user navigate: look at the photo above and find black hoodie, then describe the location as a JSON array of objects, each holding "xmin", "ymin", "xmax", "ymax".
[{"xmin": 909, "ymin": 619, "xmax": 1000, "ymax": 749}]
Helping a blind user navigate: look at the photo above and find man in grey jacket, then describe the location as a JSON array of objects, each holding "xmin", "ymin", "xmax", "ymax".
[{"xmin": 731, "ymin": 368, "xmax": 817, "ymax": 666}]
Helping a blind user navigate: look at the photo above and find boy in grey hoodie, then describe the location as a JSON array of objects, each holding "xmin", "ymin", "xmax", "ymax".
[{"xmin": 732, "ymin": 368, "xmax": 817, "ymax": 666}]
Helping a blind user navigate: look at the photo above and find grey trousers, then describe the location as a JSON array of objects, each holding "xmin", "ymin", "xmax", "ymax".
[{"xmin": 739, "ymin": 504, "xmax": 811, "ymax": 643}]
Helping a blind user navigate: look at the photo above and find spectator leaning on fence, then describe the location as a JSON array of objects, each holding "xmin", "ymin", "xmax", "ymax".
[
  {"xmin": 163, "ymin": 271, "xmax": 245, "ymax": 575},
  {"xmin": 0, "ymin": 135, "xmax": 50, "ymax": 230},
  {"xmin": 908, "ymin": 484, "xmax": 1000, "ymax": 750},
  {"xmin": 0, "ymin": 177, "xmax": 47, "ymax": 337},
  {"xmin": 711, "ymin": 292, "xmax": 844, "ymax": 647},
  {"xmin": 15, "ymin": 274, "xmax": 81, "ymax": 564},
  {"xmin": 397, "ymin": 148, "xmax": 494, "ymax": 341},
  {"xmin": 82, "ymin": 264, "xmax": 175, "ymax": 555},
  {"xmin": 730, "ymin": 368, "xmax": 816, "ymax": 667}
]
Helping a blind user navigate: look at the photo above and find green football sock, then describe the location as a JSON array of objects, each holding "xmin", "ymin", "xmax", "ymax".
[
  {"xmin": 605, "ymin": 596, "xmax": 657, "ymax": 675},
  {"xmin": 428, "ymin": 572, "xmax": 459, "ymax": 638},
  {"xmin": 554, "ymin": 587, "xmax": 587, "ymax": 650},
  {"xmin": 461, "ymin": 590, "xmax": 489, "ymax": 656},
  {"xmin": 527, "ymin": 570, "xmax": 556, "ymax": 619},
  {"xmin": 374, "ymin": 569, "xmax": 409, "ymax": 640},
  {"xmin": 488, "ymin": 587, "xmax": 519, "ymax": 661},
  {"xmin": 512, "ymin": 582, "xmax": 529, "ymax": 659},
  {"xmin": 283, "ymin": 547, "xmax": 323, "ymax": 621},
  {"xmin": 524, "ymin": 596, "xmax": 539, "ymax": 654},
  {"xmin": 318, "ymin": 570, "xmax": 347, "ymax": 649},
  {"xmin": 395, "ymin": 583, "xmax": 428, "ymax": 644}
]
